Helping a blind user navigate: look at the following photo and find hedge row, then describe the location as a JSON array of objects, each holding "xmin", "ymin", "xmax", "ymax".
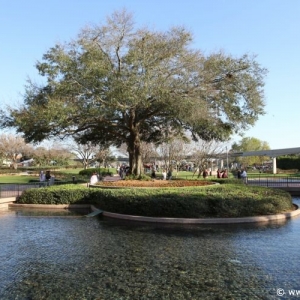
[
  {"xmin": 79, "ymin": 168, "xmax": 113, "ymax": 177},
  {"xmin": 277, "ymin": 156, "xmax": 300, "ymax": 170},
  {"xmin": 17, "ymin": 184, "xmax": 293, "ymax": 218}
]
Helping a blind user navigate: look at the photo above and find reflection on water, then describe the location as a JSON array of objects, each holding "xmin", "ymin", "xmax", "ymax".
[
  {"xmin": 0, "ymin": 199, "xmax": 300, "ymax": 299},
  {"xmin": 8, "ymin": 207, "xmax": 90, "ymax": 217}
]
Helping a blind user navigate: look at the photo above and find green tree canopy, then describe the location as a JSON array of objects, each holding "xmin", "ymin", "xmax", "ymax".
[
  {"xmin": 0, "ymin": 10, "xmax": 267, "ymax": 175},
  {"xmin": 231, "ymin": 137, "xmax": 270, "ymax": 167}
]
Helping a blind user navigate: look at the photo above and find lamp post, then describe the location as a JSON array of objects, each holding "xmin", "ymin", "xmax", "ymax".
[{"xmin": 226, "ymin": 146, "xmax": 229, "ymax": 171}]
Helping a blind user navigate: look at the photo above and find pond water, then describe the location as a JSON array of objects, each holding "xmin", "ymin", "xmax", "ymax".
[{"xmin": 1, "ymin": 199, "xmax": 300, "ymax": 299}]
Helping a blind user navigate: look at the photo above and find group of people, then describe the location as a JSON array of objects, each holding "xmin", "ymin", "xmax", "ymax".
[
  {"xmin": 117, "ymin": 165, "xmax": 130, "ymax": 179},
  {"xmin": 90, "ymin": 165, "xmax": 247, "ymax": 183},
  {"xmin": 39, "ymin": 170, "xmax": 54, "ymax": 185},
  {"xmin": 150, "ymin": 167, "xmax": 172, "ymax": 180},
  {"xmin": 39, "ymin": 170, "xmax": 52, "ymax": 182},
  {"xmin": 216, "ymin": 168, "xmax": 247, "ymax": 182},
  {"xmin": 216, "ymin": 169, "xmax": 228, "ymax": 178},
  {"xmin": 161, "ymin": 169, "xmax": 172, "ymax": 180}
]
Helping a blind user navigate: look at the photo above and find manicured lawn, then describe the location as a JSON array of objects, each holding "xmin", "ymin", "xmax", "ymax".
[
  {"xmin": 0, "ymin": 168, "xmax": 85, "ymax": 184},
  {"xmin": 0, "ymin": 175, "xmax": 38, "ymax": 184}
]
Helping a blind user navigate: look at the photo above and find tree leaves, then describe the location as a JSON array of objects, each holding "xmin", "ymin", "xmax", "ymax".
[{"xmin": 0, "ymin": 9, "xmax": 267, "ymax": 175}]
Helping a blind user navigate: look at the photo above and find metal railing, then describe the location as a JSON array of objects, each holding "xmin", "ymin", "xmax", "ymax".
[
  {"xmin": 0, "ymin": 183, "xmax": 46, "ymax": 198},
  {"xmin": 2, "ymin": 175, "xmax": 300, "ymax": 198},
  {"xmin": 246, "ymin": 175, "xmax": 300, "ymax": 187},
  {"xmin": 0, "ymin": 180, "xmax": 79, "ymax": 198}
]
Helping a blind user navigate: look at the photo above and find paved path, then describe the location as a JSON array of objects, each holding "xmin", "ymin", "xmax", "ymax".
[{"xmin": 102, "ymin": 175, "xmax": 121, "ymax": 182}]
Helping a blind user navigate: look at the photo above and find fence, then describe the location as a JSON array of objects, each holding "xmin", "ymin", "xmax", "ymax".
[
  {"xmin": 246, "ymin": 175, "xmax": 300, "ymax": 188},
  {"xmin": 0, "ymin": 183, "xmax": 46, "ymax": 198},
  {"xmin": 0, "ymin": 181, "xmax": 78, "ymax": 199},
  {"xmin": 2, "ymin": 175, "xmax": 300, "ymax": 198}
]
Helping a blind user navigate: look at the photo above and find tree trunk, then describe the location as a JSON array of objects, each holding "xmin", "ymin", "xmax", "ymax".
[
  {"xmin": 134, "ymin": 144, "xmax": 143, "ymax": 176},
  {"xmin": 127, "ymin": 129, "xmax": 143, "ymax": 176},
  {"xmin": 83, "ymin": 160, "xmax": 88, "ymax": 169},
  {"xmin": 12, "ymin": 155, "xmax": 18, "ymax": 169}
]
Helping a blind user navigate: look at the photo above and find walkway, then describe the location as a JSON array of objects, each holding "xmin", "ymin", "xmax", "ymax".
[{"xmin": 102, "ymin": 174, "xmax": 121, "ymax": 182}]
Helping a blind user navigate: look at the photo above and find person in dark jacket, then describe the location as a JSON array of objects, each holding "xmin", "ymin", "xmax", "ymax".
[{"xmin": 203, "ymin": 169, "xmax": 208, "ymax": 179}]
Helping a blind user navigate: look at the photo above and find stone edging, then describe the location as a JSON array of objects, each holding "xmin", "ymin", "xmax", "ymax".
[
  {"xmin": 5, "ymin": 200, "xmax": 300, "ymax": 224},
  {"xmin": 0, "ymin": 197, "xmax": 16, "ymax": 209},
  {"xmin": 92, "ymin": 204, "xmax": 300, "ymax": 224}
]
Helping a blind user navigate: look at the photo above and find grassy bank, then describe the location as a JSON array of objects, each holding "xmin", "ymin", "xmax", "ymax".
[{"xmin": 0, "ymin": 175, "xmax": 38, "ymax": 183}]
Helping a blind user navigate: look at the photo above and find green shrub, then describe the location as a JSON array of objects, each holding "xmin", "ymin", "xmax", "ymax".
[
  {"xmin": 124, "ymin": 174, "xmax": 152, "ymax": 181},
  {"xmin": 17, "ymin": 184, "xmax": 294, "ymax": 218},
  {"xmin": 277, "ymin": 156, "xmax": 300, "ymax": 170},
  {"xmin": 17, "ymin": 185, "xmax": 92, "ymax": 205},
  {"xmin": 79, "ymin": 168, "xmax": 113, "ymax": 178}
]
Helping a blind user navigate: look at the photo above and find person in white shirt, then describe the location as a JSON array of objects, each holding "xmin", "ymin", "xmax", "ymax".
[
  {"xmin": 39, "ymin": 171, "xmax": 46, "ymax": 182},
  {"xmin": 90, "ymin": 172, "xmax": 98, "ymax": 185}
]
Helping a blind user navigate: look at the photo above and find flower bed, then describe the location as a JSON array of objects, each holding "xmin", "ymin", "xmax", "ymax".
[{"xmin": 97, "ymin": 179, "xmax": 212, "ymax": 188}]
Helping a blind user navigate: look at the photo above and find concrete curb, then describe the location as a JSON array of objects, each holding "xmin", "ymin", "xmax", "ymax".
[
  {"xmin": 0, "ymin": 197, "xmax": 16, "ymax": 204},
  {"xmin": 100, "ymin": 205, "xmax": 300, "ymax": 224},
  {"xmin": 0, "ymin": 197, "xmax": 16, "ymax": 209},
  {"xmin": 6, "ymin": 200, "xmax": 300, "ymax": 224}
]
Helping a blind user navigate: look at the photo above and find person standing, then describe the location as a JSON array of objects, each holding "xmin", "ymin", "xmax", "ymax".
[
  {"xmin": 90, "ymin": 172, "xmax": 98, "ymax": 185},
  {"xmin": 45, "ymin": 170, "xmax": 51, "ymax": 181},
  {"xmin": 222, "ymin": 169, "xmax": 228, "ymax": 178},
  {"xmin": 39, "ymin": 171, "xmax": 46, "ymax": 182},
  {"xmin": 162, "ymin": 169, "xmax": 167, "ymax": 180},
  {"xmin": 240, "ymin": 169, "xmax": 247, "ymax": 184},
  {"xmin": 151, "ymin": 168, "xmax": 156, "ymax": 179}
]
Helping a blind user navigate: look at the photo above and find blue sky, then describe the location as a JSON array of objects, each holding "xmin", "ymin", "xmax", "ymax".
[{"xmin": 1, "ymin": 0, "xmax": 299, "ymax": 150}]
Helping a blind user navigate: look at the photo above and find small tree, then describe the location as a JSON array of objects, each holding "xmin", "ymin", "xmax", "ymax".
[
  {"xmin": 139, "ymin": 142, "xmax": 158, "ymax": 166},
  {"xmin": 191, "ymin": 139, "xmax": 224, "ymax": 177},
  {"xmin": 0, "ymin": 134, "xmax": 33, "ymax": 169},
  {"xmin": 157, "ymin": 137, "xmax": 192, "ymax": 173},
  {"xmin": 94, "ymin": 147, "xmax": 114, "ymax": 168},
  {"xmin": 71, "ymin": 140, "xmax": 111, "ymax": 169},
  {"xmin": 32, "ymin": 143, "xmax": 72, "ymax": 167},
  {"xmin": 231, "ymin": 137, "xmax": 270, "ymax": 168}
]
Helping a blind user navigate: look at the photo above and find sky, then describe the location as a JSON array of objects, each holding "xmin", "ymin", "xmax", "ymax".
[{"xmin": 1, "ymin": 0, "xmax": 299, "ymax": 150}]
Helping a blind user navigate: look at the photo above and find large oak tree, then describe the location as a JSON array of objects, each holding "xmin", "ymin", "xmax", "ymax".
[{"xmin": 0, "ymin": 10, "xmax": 267, "ymax": 175}]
